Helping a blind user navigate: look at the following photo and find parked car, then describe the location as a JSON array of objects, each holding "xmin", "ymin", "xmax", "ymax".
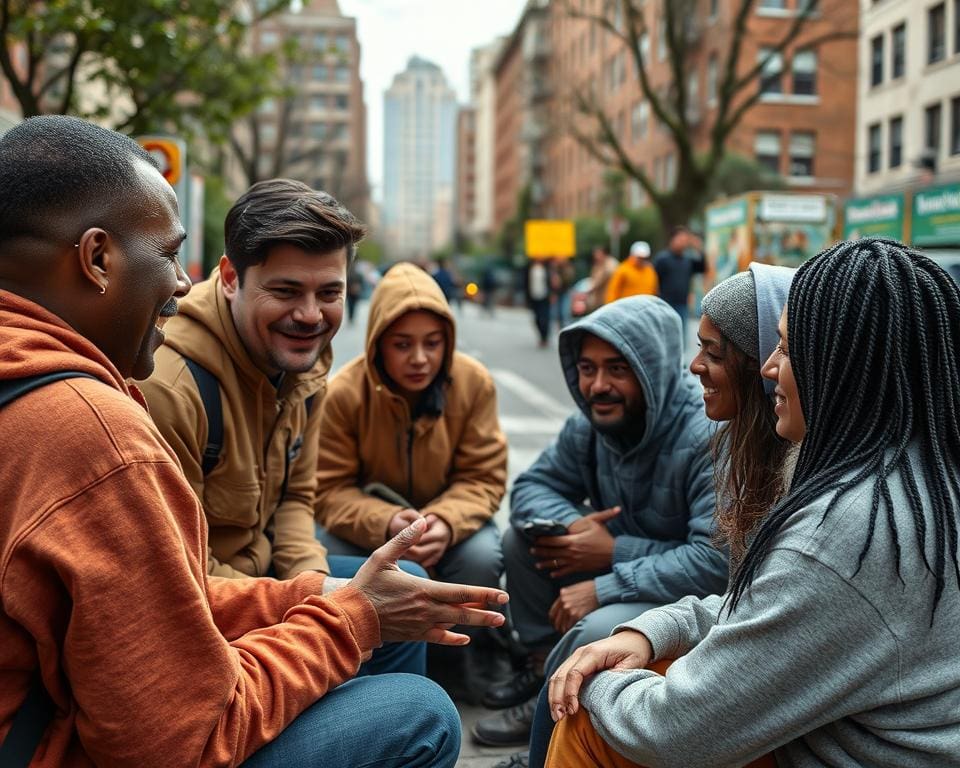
[{"xmin": 569, "ymin": 277, "xmax": 594, "ymax": 318}]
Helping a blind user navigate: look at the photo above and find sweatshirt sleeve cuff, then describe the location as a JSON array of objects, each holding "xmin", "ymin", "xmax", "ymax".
[
  {"xmin": 593, "ymin": 572, "xmax": 624, "ymax": 606},
  {"xmin": 321, "ymin": 586, "xmax": 381, "ymax": 652},
  {"xmin": 614, "ymin": 609, "xmax": 685, "ymax": 661}
]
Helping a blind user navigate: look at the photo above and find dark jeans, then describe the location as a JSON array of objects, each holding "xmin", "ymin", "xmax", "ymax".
[{"xmin": 530, "ymin": 299, "xmax": 551, "ymax": 343}]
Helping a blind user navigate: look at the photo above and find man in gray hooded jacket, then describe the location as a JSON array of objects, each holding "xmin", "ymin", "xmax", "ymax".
[{"xmin": 473, "ymin": 295, "xmax": 727, "ymax": 748}]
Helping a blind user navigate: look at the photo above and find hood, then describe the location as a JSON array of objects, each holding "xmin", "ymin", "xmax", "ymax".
[
  {"xmin": 163, "ymin": 274, "xmax": 330, "ymax": 396},
  {"xmin": 0, "ymin": 290, "xmax": 133, "ymax": 394},
  {"xmin": 749, "ymin": 262, "xmax": 795, "ymax": 395},
  {"xmin": 364, "ymin": 262, "xmax": 455, "ymax": 386},
  {"xmin": 559, "ymin": 295, "xmax": 692, "ymax": 452}
]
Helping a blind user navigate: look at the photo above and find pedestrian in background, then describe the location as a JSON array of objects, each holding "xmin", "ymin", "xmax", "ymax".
[
  {"xmin": 550, "ymin": 258, "xmax": 575, "ymax": 332},
  {"xmin": 653, "ymin": 226, "xmax": 706, "ymax": 347},
  {"xmin": 604, "ymin": 241, "xmax": 658, "ymax": 304},
  {"xmin": 585, "ymin": 245, "xmax": 619, "ymax": 312},
  {"xmin": 527, "ymin": 258, "xmax": 551, "ymax": 347}
]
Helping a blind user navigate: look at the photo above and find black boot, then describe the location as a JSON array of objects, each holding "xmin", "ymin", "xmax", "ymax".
[
  {"xmin": 471, "ymin": 696, "xmax": 536, "ymax": 747},
  {"xmin": 481, "ymin": 657, "xmax": 545, "ymax": 709}
]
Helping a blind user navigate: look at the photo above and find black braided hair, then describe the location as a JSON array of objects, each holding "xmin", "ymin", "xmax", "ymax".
[{"xmin": 728, "ymin": 238, "xmax": 960, "ymax": 620}]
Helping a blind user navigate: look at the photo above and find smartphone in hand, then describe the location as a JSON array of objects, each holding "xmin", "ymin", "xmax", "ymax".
[{"xmin": 521, "ymin": 518, "xmax": 568, "ymax": 540}]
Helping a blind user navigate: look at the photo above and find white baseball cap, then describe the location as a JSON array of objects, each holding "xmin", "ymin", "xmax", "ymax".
[{"xmin": 629, "ymin": 241, "xmax": 651, "ymax": 258}]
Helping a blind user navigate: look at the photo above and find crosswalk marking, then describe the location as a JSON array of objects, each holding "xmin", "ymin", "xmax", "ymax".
[{"xmin": 490, "ymin": 368, "xmax": 571, "ymax": 421}]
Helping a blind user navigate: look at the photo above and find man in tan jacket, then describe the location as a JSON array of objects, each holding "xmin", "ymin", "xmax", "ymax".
[{"xmin": 141, "ymin": 179, "xmax": 427, "ymax": 675}]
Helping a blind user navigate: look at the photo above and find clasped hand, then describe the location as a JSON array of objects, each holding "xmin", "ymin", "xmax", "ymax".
[
  {"xmin": 530, "ymin": 506, "xmax": 620, "ymax": 577},
  {"xmin": 547, "ymin": 630, "xmax": 653, "ymax": 722},
  {"xmin": 388, "ymin": 508, "xmax": 452, "ymax": 568}
]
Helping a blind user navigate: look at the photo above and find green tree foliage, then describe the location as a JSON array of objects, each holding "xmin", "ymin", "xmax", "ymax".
[{"xmin": 0, "ymin": 0, "xmax": 287, "ymax": 142}]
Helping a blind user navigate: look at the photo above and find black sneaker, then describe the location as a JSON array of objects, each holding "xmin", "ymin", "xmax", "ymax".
[
  {"xmin": 493, "ymin": 752, "xmax": 530, "ymax": 768},
  {"xmin": 470, "ymin": 696, "xmax": 536, "ymax": 747},
  {"xmin": 481, "ymin": 663, "xmax": 544, "ymax": 709}
]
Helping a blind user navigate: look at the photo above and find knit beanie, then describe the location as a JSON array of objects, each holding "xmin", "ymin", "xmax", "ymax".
[{"xmin": 700, "ymin": 270, "xmax": 758, "ymax": 360}]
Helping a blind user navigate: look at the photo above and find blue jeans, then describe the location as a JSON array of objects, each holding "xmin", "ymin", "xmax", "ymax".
[
  {"xmin": 241, "ymin": 673, "xmax": 460, "ymax": 767},
  {"xmin": 327, "ymin": 554, "xmax": 427, "ymax": 677}
]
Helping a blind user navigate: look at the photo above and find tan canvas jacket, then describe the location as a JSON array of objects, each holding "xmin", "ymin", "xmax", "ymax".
[
  {"xmin": 315, "ymin": 263, "xmax": 507, "ymax": 549},
  {"xmin": 141, "ymin": 275, "xmax": 330, "ymax": 578}
]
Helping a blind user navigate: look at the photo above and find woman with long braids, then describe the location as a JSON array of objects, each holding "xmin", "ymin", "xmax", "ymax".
[
  {"xmin": 544, "ymin": 238, "xmax": 960, "ymax": 767},
  {"xmin": 507, "ymin": 264, "xmax": 794, "ymax": 768}
]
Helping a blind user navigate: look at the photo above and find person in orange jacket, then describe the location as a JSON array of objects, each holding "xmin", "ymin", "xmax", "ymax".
[
  {"xmin": 0, "ymin": 115, "xmax": 507, "ymax": 767},
  {"xmin": 604, "ymin": 241, "xmax": 659, "ymax": 303}
]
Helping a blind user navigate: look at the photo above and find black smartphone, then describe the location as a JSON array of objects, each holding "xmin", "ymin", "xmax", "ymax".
[{"xmin": 521, "ymin": 518, "xmax": 568, "ymax": 540}]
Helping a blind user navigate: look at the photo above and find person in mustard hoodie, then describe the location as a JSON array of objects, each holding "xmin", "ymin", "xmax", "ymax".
[
  {"xmin": 604, "ymin": 240, "xmax": 659, "ymax": 304},
  {"xmin": 0, "ymin": 116, "xmax": 509, "ymax": 767},
  {"xmin": 315, "ymin": 263, "xmax": 508, "ymax": 690}
]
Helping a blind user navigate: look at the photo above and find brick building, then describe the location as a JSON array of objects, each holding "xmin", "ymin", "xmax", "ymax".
[
  {"xmin": 493, "ymin": 0, "xmax": 858, "ymax": 230},
  {"xmin": 456, "ymin": 106, "xmax": 477, "ymax": 237}
]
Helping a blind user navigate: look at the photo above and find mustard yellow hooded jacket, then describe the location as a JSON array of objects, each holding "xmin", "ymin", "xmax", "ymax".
[
  {"xmin": 315, "ymin": 263, "xmax": 507, "ymax": 549},
  {"xmin": 141, "ymin": 275, "xmax": 330, "ymax": 579}
]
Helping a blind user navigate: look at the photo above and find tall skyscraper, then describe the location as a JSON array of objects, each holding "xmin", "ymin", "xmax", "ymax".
[{"xmin": 383, "ymin": 56, "xmax": 458, "ymax": 260}]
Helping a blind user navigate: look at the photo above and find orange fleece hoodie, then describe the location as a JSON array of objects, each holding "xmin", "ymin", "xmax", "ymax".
[{"xmin": 0, "ymin": 291, "xmax": 379, "ymax": 767}]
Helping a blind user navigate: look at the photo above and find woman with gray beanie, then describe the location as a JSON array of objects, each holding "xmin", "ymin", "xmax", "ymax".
[{"xmin": 694, "ymin": 262, "xmax": 796, "ymax": 562}]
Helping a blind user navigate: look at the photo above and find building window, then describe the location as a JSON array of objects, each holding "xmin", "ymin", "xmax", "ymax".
[
  {"xmin": 929, "ymin": 2, "xmax": 946, "ymax": 64},
  {"xmin": 755, "ymin": 130, "xmax": 781, "ymax": 173},
  {"xmin": 952, "ymin": 95, "xmax": 960, "ymax": 155},
  {"xmin": 336, "ymin": 34, "xmax": 350, "ymax": 53},
  {"xmin": 313, "ymin": 32, "xmax": 327, "ymax": 51},
  {"xmin": 632, "ymin": 100, "xmax": 648, "ymax": 140},
  {"xmin": 926, "ymin": 102, "xmax": 942, "ymax": 156},
  {"xmin": 707, "ymin": 54, "xmax": 718, "ymax": 104},
  {"xmin": 789, "ymin": 132, "xmax": 815, "ymax": 177},
  {"xmin": 709, "ymin": 0, "xmax": 718, "ymax": 20},
  {"xmin": 792, "ymin": 49, "xmax": 817, "ymax": 95},
  {"xmin": 665, "ymin": 153, "xmax": 676, "ymax": 190},
  {"xmin": 868, "ymin": 123, "xmax": 882, "ymax": 173},
  {"xmin": 639, "ymin": 31, "xmax": 650, "ymax": 61},
  {"xmin": 891, "ymin": 23, "xmax": 906, "ymax": 79},
  {"xmin": 312, "ymin": 64, "xmax": 327, "ymax": 81},
  {"xmin": 870, "ymin": 34, "xmax": 884, "ymax": 86},
  {"xmin": 955, "ymin": 0, "xmax": 960, "ymax": 54},
  {"xmin": 311, "ymin": 122, "xmax": 327, "ymax": 140},
  {"xmin": 889, "ymin": 115, "xmax": 903, "ymax": 168},
  {"xmin": 335, "ymin": 66, "xmax": 350, "ymax": 83},
  {"xmin": 758, "ymin": 48, "xmax": 783, "ymax": 96},
  {"xmin": 758, "ymin": 0, "xmax": 786, "ymax": 8},
  {"xmin": 657, "ymin": 17, "xmax": 667, "ymax": 61},
  {"xmin": 335, "ymin": 94, "xmax": 349, "ymax": 109},
  {"xmin": 260, "ymin": 31, "xmax": 278, "ymax": 48}
]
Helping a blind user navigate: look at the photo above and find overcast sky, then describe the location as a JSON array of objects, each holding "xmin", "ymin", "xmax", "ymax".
[{"xmin": 337, "ymin": 0, "xmax": 526, "ymax": 204}]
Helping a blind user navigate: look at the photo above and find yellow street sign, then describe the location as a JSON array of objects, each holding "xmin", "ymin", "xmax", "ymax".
[{"xmin": 525, "ymin": 219, "xmax": 576, "ymax": 259}]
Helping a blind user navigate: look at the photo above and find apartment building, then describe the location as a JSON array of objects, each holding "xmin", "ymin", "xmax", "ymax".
[
  {"xmin": 465, "ymin": 39, "xmax": 504, "ymax": 242},
  {"xmin": 855, "ymin": 0, "xmax": 960, "ymax": 193},
  {"xmin": 492, "ymin": 0, "xmax": 551, "ymax": 232},
  {"xmin": 456, "ymin": 106, "xmax": 477, "ymax": 238},
  {"xmin": 525, "ymin": 0, "xmax": 858, "ymax": 222},
  {"xmin": 235, "ymin": 0, "xmax": 368, "ymax": 215}
]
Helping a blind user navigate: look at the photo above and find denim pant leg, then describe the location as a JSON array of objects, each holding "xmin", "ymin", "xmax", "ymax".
[
  {"xmin": 502, "ymin": 526, "xmax": 588, "ymax": 651},
  {"xmin": 434, "ymin": 520, "xmax": 503, "ymax": 589},
  {"xmin": 527, "ymin": 601, "xmax": 660, "ymax": 768},
  {"xmin": 325, "ymin": 553, "xmax": 428, "ymax": 677},
  {"xmin": 241, "ymin": 674, "xmax": 460, "ymax": 768}
]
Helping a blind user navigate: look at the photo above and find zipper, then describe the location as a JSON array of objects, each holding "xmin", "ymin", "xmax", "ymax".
[{"xmin": 406, "ymin": 425, "xmax": 414, "ymax": 502}]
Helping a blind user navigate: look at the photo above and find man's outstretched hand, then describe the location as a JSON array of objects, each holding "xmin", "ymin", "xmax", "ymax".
[{"xmin": 352, "ymin": 518, "xmax": 508, "ymax": 645}]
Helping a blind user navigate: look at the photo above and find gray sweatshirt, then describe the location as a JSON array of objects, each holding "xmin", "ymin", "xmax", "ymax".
[{"xmin": 581, "ymin": 449, "xmax": 960, "ymax": 767}]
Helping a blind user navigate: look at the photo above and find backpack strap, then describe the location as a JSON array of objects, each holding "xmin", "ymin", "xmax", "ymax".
[
  {"xmin": 182, "ymin": 357, "xmax": 223, "ymax": 476},
  {"xmin": 0, "ymin": 371, "xmax": 97, "ymax": 767}
]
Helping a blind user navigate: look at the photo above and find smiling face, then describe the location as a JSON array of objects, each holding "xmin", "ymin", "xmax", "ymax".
[
  {"xmin": 379, "ymin": 310, "xmax": 446, "ymax": 399},
  {"xmin": 690, "ymin": 314, "xmax": 739, "ymax": 421},
  {"xmin": 761, "ymin": 308, "xmax": 806, "ymax": 443},
  {"xmin": 100, "ymin": 159, "xmax": 191, "ymax": 380},
  {"xmin": 220, "ymin": 243, "xmax": 347, "ymax": 376},
  {"xmin": 576, "ymin": 333, "xmax": 645, "ymax": 434}
]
